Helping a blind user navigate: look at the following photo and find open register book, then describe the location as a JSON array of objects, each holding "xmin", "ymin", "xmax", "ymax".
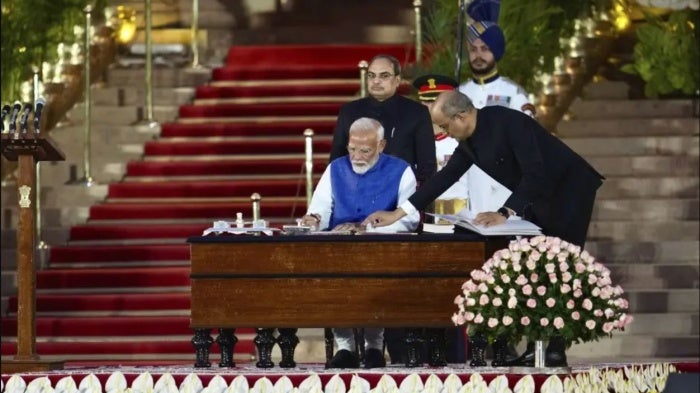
[{"xmin": 426, "ymin": 211, "xmax": 542, "ymax": 236}]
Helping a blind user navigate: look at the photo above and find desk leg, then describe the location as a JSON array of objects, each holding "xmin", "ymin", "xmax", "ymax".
[
  {"xmin": 277, "ymin": 328, "xmax": 299, "ymax": 368},
  {"xmin": 216, "ymin": 328, "xmax": 237, "ymax": 368},
  {"xmin": 254, "ymin": 328, "xmax": 276, "ymax": 368},
  {"xmin": 192, "ymin": 328, "xmax": 214, "ymax": 368},
  {"xmin": 404, "ymin": 328, "xmax": 423, "ymax": 367},
  {"xmin": 324, "ymin": 328, "xmax": 334, "ymax": 368},
  {"xmin": 426, "ymin": 328, "xmax": 447, "ymax": 367}
]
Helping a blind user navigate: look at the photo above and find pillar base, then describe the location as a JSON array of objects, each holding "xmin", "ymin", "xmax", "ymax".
[{"xmin": 1, "ymin": 359, "xmax": 64, "ymax": 374}]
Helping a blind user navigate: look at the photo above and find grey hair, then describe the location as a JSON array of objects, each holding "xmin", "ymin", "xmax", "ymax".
[
  {"xmin": 349, "ymin": 117, "xmax": 385, "ymax": 140},
  {"xmin": 440, "ymin": 91, "xmax": 476, "ymax": 117},
  {"xmin": 369, "ymin": 54, "xmax": 401, "ymax": 76}
]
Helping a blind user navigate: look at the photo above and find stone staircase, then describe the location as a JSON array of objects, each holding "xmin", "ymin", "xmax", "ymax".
[{"xmin": 557, "ymin": 79, "xmax": 699, "ymax": 361}]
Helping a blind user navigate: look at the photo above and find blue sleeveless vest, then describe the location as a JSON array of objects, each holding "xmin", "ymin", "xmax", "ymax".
[{"xmin": 329, "ymin": 154, "xmax": 408, "ymax": 229}]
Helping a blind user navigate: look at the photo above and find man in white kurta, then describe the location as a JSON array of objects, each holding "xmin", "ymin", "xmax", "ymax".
[{"xmin": 300, "ymin": 117, "xmax": 419, "ymax": 369}]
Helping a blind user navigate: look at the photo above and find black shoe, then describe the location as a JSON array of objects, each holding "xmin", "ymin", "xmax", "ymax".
[
  {"xmin": 504, "ymin": 342, "xmax": 535, "ymax": 367},
  {"xmin": 329, "ymin": 349, "xmax": 360, "ymax": 368},
  {"xmin": 363, "ymin": 348, "xmax": 386, "ymax": 369}
]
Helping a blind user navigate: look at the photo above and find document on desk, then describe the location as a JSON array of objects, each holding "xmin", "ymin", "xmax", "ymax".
[{"xmin": 426, "ymin": 212, "xmax": 542, "ymax": 236}]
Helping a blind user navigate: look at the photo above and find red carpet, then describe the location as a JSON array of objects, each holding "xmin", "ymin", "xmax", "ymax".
[{"xmin": 1, "ymin": 43, "xmax": 417, "ymax": 366}]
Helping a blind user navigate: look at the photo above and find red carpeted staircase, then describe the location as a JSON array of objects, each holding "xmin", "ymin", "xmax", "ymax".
[{"xmin": 1, "ymin": 44, "xmax": 416, "ymax": 365}]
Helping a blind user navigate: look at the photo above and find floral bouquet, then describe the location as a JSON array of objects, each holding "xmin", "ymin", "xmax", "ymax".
[{"xmin": 452, "ymin": 236, "xmax": 633, "ymax": 346}]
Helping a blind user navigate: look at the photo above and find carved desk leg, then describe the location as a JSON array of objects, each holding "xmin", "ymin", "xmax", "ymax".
[
  {"xmin": 324, "ymin": 328, "xmax": 334, "ymax": 368},
  {"xmin": 277, "ymin": 328, "xmax": 299, "ymax": 368},
  {"xmin": 216, "ymin": 328, "xmax": 237, "ymax": 368},
  {"xmin": 404, "ymin": 328, "xmax": 423, "ymax": 367},
  {"xmin": 426, "ymin": 328, "xmax": 448, "ymax": 367},
  {"xmin": 192, "ymin": 328, "xmax": 214, "ymax": 368},
  {"xmin": 254, "ymin": 328, "xmax": 276, "ymax": 368}
]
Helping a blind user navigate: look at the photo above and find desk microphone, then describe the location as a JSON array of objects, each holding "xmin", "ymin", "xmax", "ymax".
[
  {"xmin": 1, "ymin": 105, "xmax": 11, "ymax": 133},
  {"xmin": 8, "ymin": 101, "xmax": 22, "ymax": 133},
  {"xmin": 19, "ymin": 102, "xmax": 33, "ymax": 133},
  {"xmin": 34, "ymin": 97, "xmax": 46, "ymax": 133}
]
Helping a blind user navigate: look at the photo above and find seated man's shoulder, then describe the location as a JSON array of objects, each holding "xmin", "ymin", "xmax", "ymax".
[{"xmin": 383, "ymin": 154, "xmax": 411, "ymax": 168}]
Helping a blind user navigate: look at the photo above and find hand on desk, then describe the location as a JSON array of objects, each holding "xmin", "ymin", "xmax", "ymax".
[
  {"xmin": 300, "ymin": 214, "xmax": 320, "ymax": 229},
  {"xmin": 473, "ymin": 211, "xmax": 507, "ymax": 227},
  {"xmin": 362, "ymin": 208, "xmax": 406, "ymax": 228},
  {"xmin": 332, "ymin": 222, "xmax": 364, "ymax": 233}
]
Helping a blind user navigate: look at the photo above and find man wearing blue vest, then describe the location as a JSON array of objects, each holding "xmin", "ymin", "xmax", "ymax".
[{"xmin": 301, "ymin": 117, "xmax": 420, "ymax": 368}]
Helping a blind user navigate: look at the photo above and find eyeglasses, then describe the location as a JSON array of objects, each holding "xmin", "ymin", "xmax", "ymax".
[{"xmin": 367, "ymin": 72, "xmax": 397, "ymax": 81}]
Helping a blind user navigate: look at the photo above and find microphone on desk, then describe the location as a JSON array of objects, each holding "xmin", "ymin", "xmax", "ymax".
[
  {"xmin": 34, "ymin": 97, "xmax": 46, "ymax": 133},
  {"xmin": 8, "ymin": 101, "xmax": 22, "ymax": 133},
  {"xmin": 1, "ymin": 104, "xmax": 11, "ymax": 133},
  {"xmin": 19, "ymin": 102, "xmax": 33, "ymax": 133}
]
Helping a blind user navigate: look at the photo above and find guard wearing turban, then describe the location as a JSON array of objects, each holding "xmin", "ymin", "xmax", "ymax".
[{"xmin": 459, "ymin": 0, "xmax": 537, "ymax": 117}]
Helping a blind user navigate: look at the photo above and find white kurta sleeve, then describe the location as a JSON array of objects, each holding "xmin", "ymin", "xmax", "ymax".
[
  {"xmin": 306, "ymin": 165, "xmax": 334, "ymax": 230},
  {"xmin": 371, "ymin": 167, "xmax": 420, "ymax": 233}
]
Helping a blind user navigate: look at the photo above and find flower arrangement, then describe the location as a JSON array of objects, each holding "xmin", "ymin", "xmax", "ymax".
[{"xmin": 452, "ymin": 236, "xmax": 633, "ymax": 346}]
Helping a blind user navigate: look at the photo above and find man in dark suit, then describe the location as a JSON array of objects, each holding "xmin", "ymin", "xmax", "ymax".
[
  {"xmin": 329, "ymin": 54, "xmax": 436, "ymax": 183},
  {"xmin": 363, "ymin": 90, "xmax": 603, "ymax": 248}
]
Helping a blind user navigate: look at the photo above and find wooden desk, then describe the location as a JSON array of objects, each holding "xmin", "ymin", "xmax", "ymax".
[{"xmin": 188, "ymin": 233, "xmax": 506, "ymax": 368}]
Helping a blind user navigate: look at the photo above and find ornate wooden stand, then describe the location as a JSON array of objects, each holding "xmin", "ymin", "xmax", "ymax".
[{"xmin": 1, "ymin": 133, "xmax": 65, "ymax": 373}]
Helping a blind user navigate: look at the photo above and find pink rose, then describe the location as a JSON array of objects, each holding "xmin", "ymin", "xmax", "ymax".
[
  {"xmin": 575, "ymin": 263, "xmax": 586, "ymax": 273},
  {"xmin": 540, "ymin": 318, "xmax": 549, "ymax": 327},
  {"xmin": 571, "ymin": 311, "xmax": 580, "ymax": 320},
  {"xmin": 592, "ymin": 287, "xmax": 601, "ymax": 297},
  {"xmin": 515, "ymin": 274, "xmax": 528, "ymax": 286},
  {"xmin": 478, "ymin": 283, "xmax": 488, "ymax": 293},
  {"xmin": 602, "ymin": 322, "xmax": 614, "ymax": 333},
  {"xmin": 470, "ymin": 269, "xmax": 484, "ymax": 280},
  {"xmin": 521, "ymin": 316, "xmax": 531, "ymax": 326},
  {"xmin": 572, "ymin": 279, "xmax": 582, "ymax": 290},
  {"xmin": 465, "ymin": 312, "xmax": 475, "ymax": 321},
  {"xmin": 522, "ymin": 284, "xmax": 533, "ymax": 295},
  {"xmin": 499, "ymin": 250, "xmax": 511, "ymax": 260},
  {"xmin": 559, "ymin": 262, "xmax": 569, "ymax": 272},
  {"xmin": 538, "ymin": 244, "xmax": 547, "ymax": 253},
  {"xmin": 454, "ymin": 295, "xmax": 464, "ymax": 305},
  {"xmin": 594, "ymin": 309, "xmax": 604, "ymax": 317},
  {"xmin": 604, "ymin": 308, "xmax": 615, "ymax": 318},
  {"xmin": 553, "ymin": 317, "xmax": 565, "ymax": 329},
  {"xmin": 492, "ymin": 297, "xmax": 503, "ymax": 307},
  {"xmin": 462, "ymin": 280, "xmax": 478, "ymax": 292},
  {"xmin": 503, "ymin": 316, "xmax": 514, "ymax": 326},
  {"xmin": 560, "ymin": 284, "xmax": 572, "ymax": 294},
  {"xmin": 537, "ymin": 286, "xmax": 547, "ymax": 296},
  {"xmin": 562, "ymin": 272, "xmax": 572, "ymax": 283},
  {"xmin": 530, "ymin": 250, "xmax": 541, "ymax": 261},
  {"xmin": 495, "ymin": 285, "xmax": 504, "ymax": 294},
  {"xmin": 486, "ymin": 275, "xmax": 496, "ymax": 284},
  {"xmin": 545, "ymin": 263, "xmax": 556, "ymax": 273},
  {"xmin": 508, "ymin": 288, "xmax": 516, "ymax": 297},
  {"xmin": 488, "ymin": 318, "xmax": 499, "ymax": 328},
  {"xmin": 586, "ymin": 320, "xmax": 596, "ymax": 330},
  {"xmin": 512, "ymin": 252, "xmax": 522, "ymax": 263},
  {"xmin": 512, "ymin": 262, "xmax": 522, "ymax": 272},
  {"xmin": 588, "ymin": 274, "xmax": 598, "ymax": 285},
  {"xmin": 582, "ymin": 299, "xmax": 593, "ymax": 310},
  {"xmin": 508, "ymin": 297, "xmax": 518, "ymax": 309},
  {"xmin": 527, "ymin": 299, "xmax": 537, "ymax": 308},
  {"xmin": 530, "ymin": 273, "xmax": 539, "ymax": 282},
  {"xmin": 526, "ymin": 259, "xmax": 537, "ymax": 271},
  {"xmin": 452, "ymin": 313, "xmax": 466, "ymax": 325},
  {"xmin": 549, "ymin": 273, "xmax": 558, "ymax": 284},
  {"xmin": 473, "ymin": 314, "xmax": 484, "ymax": 324},
  {"xmin": 546, "ymin": 298, "xmax": 556, "ymax": 308},
  {"xmin": 574, "ymin": 289, "xmax": 583, "ymax": 298},
  {"xmin": 479, "ymin": 294, "xmax": 490, "ymax": 305},
  {"xmin": 466, "ymin": 297, "xmax": 476, "ymax": 306},
  {"xmin": 566, "ymin": 299, "xmax": 575, "ymax": 309},
  {"xmin": 501, "ymin": 274, "xmax": 511, "ymax": 284}
]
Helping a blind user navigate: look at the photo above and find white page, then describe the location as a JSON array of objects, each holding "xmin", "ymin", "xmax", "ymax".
[{"xmin": 466, "ymin": 165, "xmax": 512, "ymax": 215}]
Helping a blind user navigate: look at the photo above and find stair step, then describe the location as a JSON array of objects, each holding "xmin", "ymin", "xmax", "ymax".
[
  {"xmin": 596, "ymin": 176, "xmax": 699, "ymax": 199},
  {"xmin": 582, "ymin": 80, "xmax": 630, "ymax": 100},
  {"xmin": 621, "ymin": 313, "xmax": 699, "ymax": 335},
  {"xmin": 37, "ymin": 267, "xmax": 190, "ymax": 291},
  {"xmin": 1, "ymin": 316, "xmax": 199, "ymax": 336},
  {"xmin": 70, "ymin": 223, "xmax": 209, "ymax": 241},
  {"xmin": 159, "ymin": 120, "xmax": 335, "ymax": 138},
  {"xmin": 49, "ymin": 244, "xmax": 189, "ymax": 265},
  {"xmin": 195, "ymin": 82, "xmax": 362, "ymax": 99},
  {"xmin": 584, "ymin": 240, "xmax": 699, "ymax": 264},
  {"xmin": 557, "ymin": 117, "xmax": 699, "ymax": 137},
  {"xmin": 7, "ymin": 292, "xmax": 190, "ymax": 314},
  {"xmin": 608, "ymin": 264, "xmax": 699, "ymax": 290},
  {"xmin": 178, "ymin": 102, "xmax": 343, "ymax": 118},
  {"xmin": 591, "ymin": 199, "xmax": 698, "ymax": 221},
  {"xmin": 588, "ymin": 155, "xmax": 698, "ymax": 176},
  {"xmin": 587, "ymin": 220, "xmax": 699, "ymax": 241},
  {"xmin": 0, "ymin": 340, "xmax": 256, "ymax": 357},
  {"xmin": 625, "ymin": 288, "xmax": 699, "ymax": 313},
  {"xmin": 92, "ymin": 86, "xmax": 195, "ymax": 106},
  {"xmin": 107, "ymin": 68, "xmax": 211, "ymax": 88},
  {"xmin": 569, "ymin": 99, "xmax": 696, "ymax": 119},
  {"xmin": 567, "ymin": 334, "xmax": 699, "ymax": 358},
  {"xmin": 69, "ymin": 104, "xmax": 179, "ymax": 125},
  {"xmin": 107, "ymin": 179, "xmax": 307, "ymax": 199},
  {"xmin": 563, "ymin": 136, "xmax": 699, "ymax": 157},
  {"xmin": 142, "ymin": 138, "xmax": 333, "ymax": 157},
  {"xmin": 126, "ymin": 158, "xmax": 328, "ymax": 177}
]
